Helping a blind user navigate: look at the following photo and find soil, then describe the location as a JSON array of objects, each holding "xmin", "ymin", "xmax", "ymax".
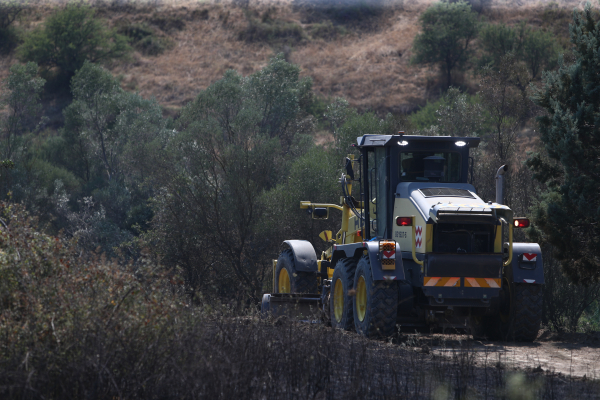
[{"xmin": 403, "ymin": 330, "xmax": 600, "ymax": 379}]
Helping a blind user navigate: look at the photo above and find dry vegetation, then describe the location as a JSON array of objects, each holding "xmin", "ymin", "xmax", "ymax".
[{"xmin": 0, "ymin": 0, "xmax": 587, "ymax": 116}]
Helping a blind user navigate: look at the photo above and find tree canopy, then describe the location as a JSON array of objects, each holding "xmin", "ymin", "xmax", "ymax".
[
  {"xmin": 17, "ymin": 4, "xmax": 130, "ymax": 90},
  {"xmin": 527, "ymin": 5, "xmax": 600, "ymax": 284},
  {"xmin": 412, "ymin": 0, "xmax": 479, "ymax": 88}
]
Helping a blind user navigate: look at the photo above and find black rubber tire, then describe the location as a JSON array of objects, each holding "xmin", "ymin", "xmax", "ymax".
[
  {"xmin": 330, "ymin": 257, "xmax": 357, "ymax": 331},
  {"xmin": 353, "ymin": 256, "xmax": 398, "ymax": 338},
  {"xmin": 274, "ymin": 249, "xmax": 318, "ymax": 294},
  {"xmin": 511, "ymin": 283, "xmax": 543, "ymax": 341},
  {"xmin": 488, "ymin": 278, "xmax": 543, "ymax": 342}
]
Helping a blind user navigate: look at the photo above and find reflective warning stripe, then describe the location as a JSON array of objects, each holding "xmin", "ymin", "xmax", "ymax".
[
  {"xmin": 464, "ymin": 278, "xmax": 501, "ymax": 288},
  {"xmin": 424, "ymin": 277, "xmax": 460, "ymax": 287}
]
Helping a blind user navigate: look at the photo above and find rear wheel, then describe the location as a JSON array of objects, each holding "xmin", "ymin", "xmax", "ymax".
[
  {"xmin": 330, "ymin": 258, "xmax": 357, "ymax": 330},
  {"xmin": 275, "ymin": 249, "xmax": 317, "ymax": 294},
  {"xmin": 488, "ymin": 277, "xmax": 543, "ymax": 342},
  {"xmin": 353, "ymin": 256, "xmax": 398, "ymax": 338}
]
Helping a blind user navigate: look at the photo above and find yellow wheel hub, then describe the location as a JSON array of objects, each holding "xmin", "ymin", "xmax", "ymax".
[
  {"xmin": 356, "ymin": 275, "xmax": 367, "ymax": 322},
  {"xmin": 334, "ymin": 278, "xmax": 344, "ymax": 323},
  {"xmin": 279, "ymin": 268, "xmax": 291, "ymax": 293}
]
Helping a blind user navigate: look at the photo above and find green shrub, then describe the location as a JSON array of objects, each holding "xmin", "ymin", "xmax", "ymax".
[
  {"xmin": 17, "ymin": 4, "xmax": 131, "ymax": 91},
  {"xmin": 118, "ymin": 23, "xmax": 173, "ymax": 56},
  {"xmin": 293, "ymin": 0, "xmax": 385, "ymax": 27},
  {"xmin": 0, "ymin": 26, "xmax": 19, "ymax": 55},
  {"xmin": 0, "ymin": 2, "xmax": 23, "ymax": 54},
  {"xmin": 412, "ymin": 0, "xmax": 479, "ymax": 88},
  {"xmin": 307, "ymin": 21, "xmax": 346, "ymax": 40},
  {"xmin": 148, "ymin": 14, "xmax": 186, "ymax": 33},
  {"xmin": 239, "ymin": 10, "xmax": 305, "ymax": 44}
]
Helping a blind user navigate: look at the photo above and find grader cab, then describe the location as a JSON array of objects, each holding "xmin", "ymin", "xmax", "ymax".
[{"xmin": 261, "ymin": 134, "xmax": 544, "ymax": 341}]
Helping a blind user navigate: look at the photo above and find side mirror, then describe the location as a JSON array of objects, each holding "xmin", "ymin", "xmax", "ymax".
[{"xmin": 312, "ymin": 207, "xmax": 329, "ymax": 220}]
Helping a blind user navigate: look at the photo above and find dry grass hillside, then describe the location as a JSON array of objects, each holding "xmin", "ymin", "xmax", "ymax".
[{"xmin": 0, "ymin": 0, "xmax": 588, "ymax": 117}]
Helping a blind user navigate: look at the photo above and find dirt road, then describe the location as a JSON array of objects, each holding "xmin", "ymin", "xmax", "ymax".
[{"xmin": 412, "ymin": 331, "xmax": 600, "ymax": 379}]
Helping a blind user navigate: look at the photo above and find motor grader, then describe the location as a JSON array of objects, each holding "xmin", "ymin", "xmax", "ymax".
[{"xmin": 261, "ymin": 134, "xmax": 544, "ymax": 341}]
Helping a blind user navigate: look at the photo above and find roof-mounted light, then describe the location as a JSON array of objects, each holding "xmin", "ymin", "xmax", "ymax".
[
  {"xmin": 455, "ymin": 140, "xmax": 467, "ymax": 147},
  {"xmin": 398, "ymin": 140, "xmax": 408, "ymax": 146}
]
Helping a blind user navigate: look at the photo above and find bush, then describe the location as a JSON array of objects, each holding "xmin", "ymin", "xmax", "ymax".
[
  {"xmin": 148, "ymin": 14, "xmax": 186, "ymax": 33},
  {"xmin": 412, "ymin": 0, "xmax": 479, "ymax": 88},
  {"xmin": 239, "ymin": 9, "xmax": 306, "ymax": 44},
  {"xmin": 0, "ymin": 2, "xmax": 23, "ymax": 54},
  {"xmin": 293, "ymin": 0, "xmax": 385, "ymax": 27},
  {"xmin": 0, "ymin": 202, "xmax": 597, "ymax": 400},
  {"xmin": 17, "ymin": 4, "xmax": 131, "ymax": 91},
  {"xmin": 478, "ymin": 22, "xmax": 559, "ymax": 80},
  {"xmin": 118, "ymin": 23, "xmax": 173, "ymax": 56},
  {"xmin": 307, "ymin": 21, "xmax": 346, "ymax": 40}
]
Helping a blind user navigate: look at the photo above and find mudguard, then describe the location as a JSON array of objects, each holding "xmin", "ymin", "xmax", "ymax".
[
  {"xmin": 283, "ymin": 240, "xmax": 318, "ymax": 272},
  {"xmin": 330, "ymin": 242, "xmax": 405, "ymax": 282},
  {"xmin": 510, "ymin": 243, "xmax": 544, "ymax": 285}
]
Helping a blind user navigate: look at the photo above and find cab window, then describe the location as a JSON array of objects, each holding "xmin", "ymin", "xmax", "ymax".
[{"xmin": 400, "ymin": 151, "xmax": 461, "ymax": 182}]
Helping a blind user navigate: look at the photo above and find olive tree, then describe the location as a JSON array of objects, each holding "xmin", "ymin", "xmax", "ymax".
[
  {"xmin": 412, "ymin": 0, "xmax": 479, "ymax": 88},
  {"xmin": 18, "ymin": 4, "xmax": 130, "ymax": 90},
  {"xmin": 146, "ymin": 55, "xmax": 315, "ymax": 303}
]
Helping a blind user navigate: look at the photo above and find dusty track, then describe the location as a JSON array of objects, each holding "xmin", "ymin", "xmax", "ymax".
[{"xmin": 407, "ymin": 331, "xmax": 600, "ymax": 379}]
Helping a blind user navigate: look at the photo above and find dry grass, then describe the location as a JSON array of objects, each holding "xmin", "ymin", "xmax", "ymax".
[{"xmin": 0, "ymin": 0, "xmax": 589, "ymax": 115}]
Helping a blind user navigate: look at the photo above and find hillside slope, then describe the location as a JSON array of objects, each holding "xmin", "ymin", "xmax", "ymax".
[{"xmin": 1, "ymin": 0, "xmax": 582, "ymax": 116}]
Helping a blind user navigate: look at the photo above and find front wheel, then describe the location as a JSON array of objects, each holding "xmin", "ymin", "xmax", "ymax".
[
  {"xmin": 275, "ymin": 249, "xmax": 317, "ymax": 294},
  {"xmin": 330, "ymin": 258, "xmax": 357, "ymax": 331},
  {"xmin": 353, "ymin": 256, "xmax": 398, "ymax": 338}
]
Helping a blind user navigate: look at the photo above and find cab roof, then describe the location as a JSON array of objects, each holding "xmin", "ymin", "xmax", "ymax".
[{"xmin": 357, "ymin": 134, "xmax": 480, "ymax": 148}]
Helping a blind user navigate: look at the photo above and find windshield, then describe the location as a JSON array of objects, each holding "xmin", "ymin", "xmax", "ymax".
[{"xmin": 400, "ymin": 151, "xmax": 461, "ymax": 182}]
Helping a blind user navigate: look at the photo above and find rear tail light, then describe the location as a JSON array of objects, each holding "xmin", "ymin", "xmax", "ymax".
[
  {"xmin": 514, "ymin": 218, "xmax": 530, "ymax": 228},
  {"xmin": 396, "ymin": 217, "xmax": 412, "ymax": 226}
]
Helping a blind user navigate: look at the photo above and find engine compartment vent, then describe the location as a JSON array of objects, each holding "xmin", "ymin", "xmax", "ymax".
[{"xmin": 420, "ymin": 188, "xmax": 474, "ymax": 198}]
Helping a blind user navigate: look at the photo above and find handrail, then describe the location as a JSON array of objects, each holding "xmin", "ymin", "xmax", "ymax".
[
  {"xmin": 300, "ymin": 201, "xmax": 344, "ymax": 212},
  {"xmin": 501, "ymin": 218, "xmax": 513, "ymax": 267}
]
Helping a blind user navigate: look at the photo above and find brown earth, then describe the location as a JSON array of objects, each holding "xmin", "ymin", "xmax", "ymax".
[
  {"xmin": 1, "ymin": 0, "xmax": 586, "ymax": 117},
  {"xmin": 404, "ymin": 331, "xmax": 600, "ymax": 379}
]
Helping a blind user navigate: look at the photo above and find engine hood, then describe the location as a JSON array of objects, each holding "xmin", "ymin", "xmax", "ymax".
[{"xmin": 395, "ymin": 182, "xmax": 513, "ymax": 223}]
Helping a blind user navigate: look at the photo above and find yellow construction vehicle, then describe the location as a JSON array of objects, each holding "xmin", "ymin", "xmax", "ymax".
[{"xmin": 261, "ymin": 134, "xmax": 544, "ymax": 341}]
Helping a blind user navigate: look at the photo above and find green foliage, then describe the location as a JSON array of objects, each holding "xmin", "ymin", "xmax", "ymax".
[
  {"xmin": 144, "ymin": 54, "xmax": 315, "ymax": 302},
  {"xmin": 478, "ymin": 22, "xmax": 525, "ymax": 68},
  {"xmin": 479, "ymin": 22, "xmax": 559, "ymax": 80},
  {"xmin": 239, "ymin": 9, "xmax": 306, "ymax": 44},
  {"xmin": 118, "ymin": 22, "xmax": 173, "ymax": 56},
  {"xmin": 521, "ymin": 27, "xmax": 559, "ymax": 79},
  {"xmin": 293, "ymin": 0, "xmax": 385, "ymax": 27},
  {"xmin": 527, "ymin": 5, "xmax": 600, "ymax": 284},
  {"xmin": 307, "ymin": 21, "xmax": 346, "ymax": 40},
  {"xmin": 0, "ymin": 2, "xmax": 23, "ymax": 54},
  {"xmin": 479, "ymin": 54, "xmax": 531, "ymax": 163},
  {"xmin": 17, "ymin": 4, "xmax": 131, "ymax": 91},
  {"xmin": 148, "ymin": 13, "xmax": 186, "ymax": 33},
  {"xmin": 412, "ymin": 0, "xmax": 479, "ymax": 88},
  {"xmin": 0, "ymin": 62, "xmax": 45, "ymax": 161},
  {"xmin": 40, "ymin": 62, "xmax": 169, "ymax": 254},
  {"xmin": 408, "ymin": 88, "xmax": 487, "ymax": 137}
]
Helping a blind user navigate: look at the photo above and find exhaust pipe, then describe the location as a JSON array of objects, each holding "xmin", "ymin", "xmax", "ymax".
[{"xmin": 495, "ymin": 165, "xmax": 508, "ymax": 204}]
